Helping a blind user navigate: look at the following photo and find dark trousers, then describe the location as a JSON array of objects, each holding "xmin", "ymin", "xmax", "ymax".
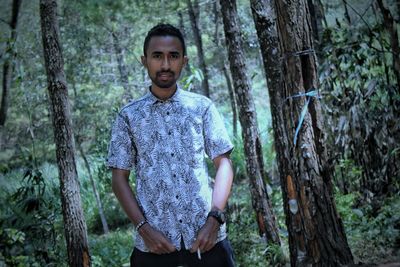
[{"xmin": 130, "ymin": 239, "xmax": 235, "ymax": 267}]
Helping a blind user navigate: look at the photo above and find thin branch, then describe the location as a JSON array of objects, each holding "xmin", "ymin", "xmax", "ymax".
[
  {"xmin": 0, "ymin": 17, "xmax": 10, "ymax": 27},
  {"xmin": 354, "ymin": 1, "xmax": 374, "ymax": 25},
  {"xmin": 343, "ymin": 0, "xmax": 373, "ymax": 33}
]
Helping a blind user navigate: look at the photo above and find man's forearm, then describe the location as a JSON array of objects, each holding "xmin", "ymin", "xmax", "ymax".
[
  {"xmin": 211, "ymin": 155, "xmax": 234, "ymax": 211},
  {"xmin": 111, "ymin": 168, "xmax": 146, "ymax": 226}
]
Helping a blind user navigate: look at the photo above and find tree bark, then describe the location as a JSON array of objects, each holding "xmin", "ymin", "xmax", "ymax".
[
  {"xmin": 211, "ymin": 2, "xmax": 238, "ymax": 138},
  {"xmin": 307, "ymin": 0, "xmax": 319, "ymax": 43},
  {"xmin": 40, "ymin": 1, "xmax": 91, "ymax": 266},
  {"xmin": 220, "ymin": 0, "xmax": 280, "ymax": 245},
  {"xmin": 77, "ymin": 141, "xmax": 109, "ymax": 235},
  {"xmin": 178, "ymin": 11, "xmax": 192, "ymax": 75},
  {"xmin": 0, "ymin": 0, "xmax": 22, "ymax": 127},
  {"xmin": 213, "ymin": 1, "xmax": 220, "ymax": 46},
  {"xmin": 187, "ymin": 0, "xmax": 211, "ymax": 97},
  {"xmin": 111, "ymin": 31, "xmax": 132, "ymax": 101},
  {"xmin": 376, "ymin": 0, "xmax": 400, "ymax": 92},
  {"xmin": 307, "ymin": 0, "xmax": 326, "ymax": 47},
  {"xmin": 268, "ymin": 0, "xmax": 354, "ymax": 265},
  {"xmin": 222, "ymin": 63, "xmax": 238, "ymax": 138},
  {"xmin": 342, "ymin": 0, "xmax": 352, "ymax": 24}
]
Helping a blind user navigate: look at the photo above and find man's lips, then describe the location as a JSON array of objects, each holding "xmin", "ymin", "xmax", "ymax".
[{"xmin": 157, "ymin": 72, "xmax": 174, "ymax": 79}]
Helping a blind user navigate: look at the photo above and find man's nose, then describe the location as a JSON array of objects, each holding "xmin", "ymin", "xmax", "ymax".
[{"xmin": 161, "ymin": 57, "xmax": 171, "ymax": 69}]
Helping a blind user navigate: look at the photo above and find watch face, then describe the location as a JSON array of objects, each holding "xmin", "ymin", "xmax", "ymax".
[
  {"xmin": 209, "ymin": 210, "xmax": 226, "ymax": 224},
  {"xmin": 219, "ymin": 211, "xmax": 226, "ymax": 223}
]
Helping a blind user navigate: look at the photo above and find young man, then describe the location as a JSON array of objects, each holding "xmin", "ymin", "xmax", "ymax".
[{"xmin": 107, "ymin": 23, "xmax": 235, "ymax": 267}]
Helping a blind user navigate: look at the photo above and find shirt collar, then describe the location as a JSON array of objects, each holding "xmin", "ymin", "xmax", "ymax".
[{"xmin": 146, "ymin": 85, "xmax": 183, "ymax": 104}]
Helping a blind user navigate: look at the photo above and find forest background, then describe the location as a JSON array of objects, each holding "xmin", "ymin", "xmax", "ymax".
[{"xmin": 0, "ymin": 0, "xmax": 399, "ymax": 266}]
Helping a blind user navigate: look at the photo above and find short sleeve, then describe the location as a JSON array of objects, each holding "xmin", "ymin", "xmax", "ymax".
[
  {"xmin": 203, "ymin": 103, "xmax": 234, "ymax": 159},
  {"xmin": 106, "ymin": 112, "xmax": 136, "ymax": 170}
]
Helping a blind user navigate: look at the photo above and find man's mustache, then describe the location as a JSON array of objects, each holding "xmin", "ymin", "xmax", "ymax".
[{"xmin": 156, "ymin": 71, "xmax": 175, "ymax": 76}]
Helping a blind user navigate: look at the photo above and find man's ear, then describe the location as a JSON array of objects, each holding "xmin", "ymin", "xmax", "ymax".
[
  {"xmin": 183, "ymin": 56, "xmax": 188, "ymax": 67},
  {"xmin": 141, "ymin": 56, "xmax": 147, "ymax": 68}
]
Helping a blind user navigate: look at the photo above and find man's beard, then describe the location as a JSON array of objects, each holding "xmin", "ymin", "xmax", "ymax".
[{"xmin": 151, "ymin": 71, "xmax": 178, "ymax": 89}]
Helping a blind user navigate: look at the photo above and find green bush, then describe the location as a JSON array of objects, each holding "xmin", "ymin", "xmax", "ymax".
[
  {"xmin": 228, "ymin": 180, "xmax": 288, "ymax": 266},
  {"xmin": 0, "ymin": 167, "xmax": 67, "ymax": 266},
  {"xmin": 89, "ymin": 228, "xmax": 134, "ymax": 267},
  {"xmin": 336, "ymin": 192, "xmax": 400, "ymax": 263}
]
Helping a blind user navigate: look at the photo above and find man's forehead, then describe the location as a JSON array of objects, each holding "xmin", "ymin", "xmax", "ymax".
[{"xmin": 146, "ymin": 36, "xmax": 184, "ymax": 53}]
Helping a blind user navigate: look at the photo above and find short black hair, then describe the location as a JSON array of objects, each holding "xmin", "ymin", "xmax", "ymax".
[{"xmin": 143, "ymin": 23, "xmax": 186, "ymax": 56}]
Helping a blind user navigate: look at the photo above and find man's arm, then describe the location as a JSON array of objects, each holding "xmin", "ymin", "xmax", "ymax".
[
  {"xmin": 190, "ymin": 153, "xmax": 234, "ymax": 253},
  {"xmin": 112, "ymin": 168, "xmax": 176, "ymax": 254}
]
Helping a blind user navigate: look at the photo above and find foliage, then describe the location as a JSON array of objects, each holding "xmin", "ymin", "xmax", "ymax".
[
  {"xmin": 89, "ymin": 228, "xmax": 133, "ymax": 267},
  {"xmin": 80, "ymin": 159, "xmax": 131, "ymax": 233},
  {"xmin": 0, "ymin": 166, "xmax": 66, "ymax": 266},
  {"xmin": 335, "ymin": 192, "xmax": 400, "ymax": 264},
  {"xmin": 228, "ymin": 180, "xmax": 289, "ymax": 266},
  {"xmin": 320, "ymin": 20, "xmax": 400, "ymax": 196}
]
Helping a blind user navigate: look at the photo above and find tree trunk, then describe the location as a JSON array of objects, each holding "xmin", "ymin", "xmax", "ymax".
[
  {"xmin": 376, "ymin": 0, "xmax": 400, "ymax": 92},
  {"xmin": 222, "ymin": 63, "xmax": 238, "ymax": 138},
  {"xmin": 211, "ymin": 2, "xmax": 238, "ymax": 138},
  {"xmin": 111, "ymin": 31, "xmax": 132, "ymax": 101},
  {"xmin": 220, "ymin": 0, "xmax": 280, "ymax": 245},
  {"xmin": 187, "ymin": 0, "xmax": 211, "ymax": 97},
  {"xmin": 77, "ymin": 141, "xmax": 110, "ymax": 235},
  {"xmin": 213, "ymin": 1, "xmax": 220, "ymax": 46},
  {"xmin": 307, "ymin": 0, "xmax": 326, "ymax": 47},
  {"xmin": 40, "ymin": 1, "xmax": 91, "ymax": 266},
  {"xmin": 178, "ymin": 11, "xmax": 192, "ymax": 75},
  {"xmin": 0, "ymin": 0, "xmax": 22, "ymax": 127},
  {"xmin": 307, "ymin": 0, "xmax": 319, "ymax": 44},
  {"xmin": 342, "ymin": 0, "xmax": 352, "ymax": 24},
  {"xmin": 269, "ymin": 0, "xmax": 354, "ymax": 265}
]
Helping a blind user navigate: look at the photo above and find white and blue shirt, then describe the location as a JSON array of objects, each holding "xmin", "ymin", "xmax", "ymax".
[{"xmin": 106, "ymin": 87, "xmax": 234, "ymax": 252}]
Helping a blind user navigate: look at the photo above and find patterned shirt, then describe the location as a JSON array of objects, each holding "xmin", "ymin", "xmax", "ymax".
[{"xmin": 106, "ymin": 87, "xmax": 234, "ymax": 252}]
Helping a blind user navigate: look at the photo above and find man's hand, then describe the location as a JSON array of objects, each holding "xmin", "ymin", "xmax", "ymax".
[
  {"xmin": 139, "ymin": 223, "xmax": 176, "ymax": 254},
  {"xmin": 190, "ymin": 217, "xmax": 220, "ymax": 253}
]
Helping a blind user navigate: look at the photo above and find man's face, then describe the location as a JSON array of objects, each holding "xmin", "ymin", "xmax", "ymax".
[{"xmin": 141, "ymin": 36, "xmax": 188, "ymax": 90}]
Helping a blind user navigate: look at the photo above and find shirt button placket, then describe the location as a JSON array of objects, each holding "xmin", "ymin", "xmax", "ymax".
[{"xmin": 165, "ymin": 110, "xmax": 170, "ymax": 122}]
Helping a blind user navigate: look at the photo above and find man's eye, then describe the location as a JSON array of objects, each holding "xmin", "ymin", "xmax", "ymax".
[
  {"xmin": 170, "ymin": 54, "xmax": 179, "ymax": 59},
  {"xmin": 152, "ymin": 54, "xmax": 162, "ymax": 59}
]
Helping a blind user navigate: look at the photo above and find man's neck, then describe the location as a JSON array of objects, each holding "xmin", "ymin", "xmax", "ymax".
[{"xmin": 150, "ymin": 84, "xmax": 177, "ymax": 100}]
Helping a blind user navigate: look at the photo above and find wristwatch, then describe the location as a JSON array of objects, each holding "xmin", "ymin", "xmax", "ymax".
[{"xmin": 207, "ymin": 210, "xmax": 226, "ymax": 225}]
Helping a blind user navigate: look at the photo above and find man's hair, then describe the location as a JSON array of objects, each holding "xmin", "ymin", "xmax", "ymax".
[{"xmin": 143, "ymin": 23, "xmax": 186, "ymax": 56}]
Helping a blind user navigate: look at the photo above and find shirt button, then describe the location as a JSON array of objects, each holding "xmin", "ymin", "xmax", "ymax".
[
  {"xmin": 171, "ymin": 153, "xmax": 174, "ymax": 157},
  {"xmin": 173, "ymin": 174, "xmax": 176, "ymax": 178},
  {"xmin": 168, "ymin": 131, "xmax": 172, "ymax": 135},
  {"xmin": 175, "ymin": 195, "xmax": 179, "ymax": 199},
  {"xmin": 166, "ymin": 112, "xmax": 170, "ymax": 115},
  {"xmin": 179, "ymin": 219, "xmax": 182, "ymax": 223}
]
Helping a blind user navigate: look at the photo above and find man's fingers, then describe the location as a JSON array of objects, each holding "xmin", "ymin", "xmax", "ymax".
[
  {"xmin": 142, "ymin": 225, "xmax": 176, "ymax": 254},
  {"xmin": 199, "ymin": 238, "xmax": 211, "ymax": 252},
  {"xmin": 190, "ymin": 239, "xmax": 200, "ymax": 253},
  {"xmin": 165, "ymin": 240, "xmax": 176, "ymax": 253},
  {"xmin": 150, "ymin": 243, "xmax": 173, "ymax": 254},
  {"xmin": 204, "ymin": 241, "xmax": 215, "ymax": 252}
]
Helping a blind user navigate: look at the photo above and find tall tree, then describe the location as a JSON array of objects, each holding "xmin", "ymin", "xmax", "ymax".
[
  {"xmin": 111, "ymin": 30, "xmax": 132, "ymax": 101},
  {"xmin": 220, "ymin": 0, "xmax": 280, "ymax": 245},
  {"xmin": 342, "ymin": 0, "xmax": 352, "ymax": 24},
  {"xmin": 307, "ymin": 0, "xmax": 326, "ymax": 46},
  {"xmin": 376, "ymin": 0, "xmax": 400, "ymax": 91},
  {"xmin": 40, "ymin": 0, "xmax": 91, "ymax": 266},
  {"xmin": 211, "ymin": 1, "xmax": 238, "ymax": 137},
  {"xmin": 77, "ymin": 141, "xmax": 109, "ymax": 235},
  {"xmin": 257, "ymin": 0, "xmax": 354, "ymax": 265},
  {"xmin": 222, "ymin": 62, "xmax": 238, "ymax": 138},
  {"xmin": 0, "ymin": 0, "xmax": 22, "ymax": 131},
  {"xmin": 178, "ymin": 11, "xmax": 192, "ymax": 75},
  {"xmin": 187, "ymin": 0, "xmax": 211, "ymax": 97}
]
